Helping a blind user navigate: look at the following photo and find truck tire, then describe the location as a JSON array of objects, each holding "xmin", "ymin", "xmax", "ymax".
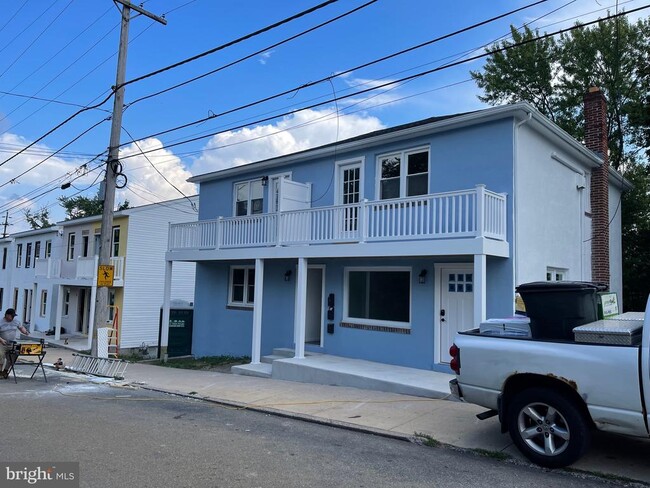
[{"xmin": 507, "ymin": 387, "xmax": 591, "ymax": 468}]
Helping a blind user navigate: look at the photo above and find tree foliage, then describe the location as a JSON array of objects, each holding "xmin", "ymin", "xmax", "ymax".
[
  {"xmin": 58, "ymin": 195, "xmax": 130, "ymax": 220},
  {"xmin": 471, "ymin": 15, "xmax": 650, "ymax": 310},
  {"xmin": 24, "ymin": 207, "xmax": 53, "ymax": 229}
]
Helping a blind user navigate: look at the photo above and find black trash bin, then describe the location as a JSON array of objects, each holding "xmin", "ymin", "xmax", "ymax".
[{"xmin": 516, "ymin": 281, "xmax": 607, "ymax": 340}]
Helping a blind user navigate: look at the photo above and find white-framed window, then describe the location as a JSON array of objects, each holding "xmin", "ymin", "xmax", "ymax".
[
  {"xmin": 94, "ymin": 228, "xmax": 101, "ymax": 256},
  {"xmin": 34, "ymin": 241, "xmax": 41, "ymax": 260},
  {"xmin": 45, "ymin": 240, "xmax": 52, "ymax": 258},
  {"xmin": 12, "ymin": 288, "xmax": 18, "ymax": 310},
  {"xmin": 228, "ymin": 266, "xmax": 255, "ymax": 307},
  {"xmin": 16, "ymin": 243, "xmax": 23, "ymax": 267},
  {"xmin": 81, "ymin": 230, "xmax": 90, "ymax": 257},
  {"xmin": 25, "ymin": 243, "xmax": 32, "ymax": 268},
  {"xmin": 111, "ymin": 226, "xmax": 120, "ymax": 257},
  {"xmin": 108, "ymin": 290, "xmax": 116, "ymax": 322},
  {"xmin": 546, "ymin": 267, "xmax": 567, "ymax": 282},
  {"xmin": 234, "ymin": 179, "xmax": 264, "ymax": 216},
  {"xmin": 63, "ymin": 288, "xmax": 71, "ymax": 316},
  {"xmin": 0, "ymin": 288, "xmax": 3, "ymax": 309},
  {"xmin": 67, "ymin": 233, "xmax": 76, "ymax": 261},
  {"xmin": 40, "ymin": 290, "xmax": 47, "ymax": 317},
  {"xmin": 2, "ymin": 248, "xmax": 6, "ymax": 269},
  {"xmin": 344, "ymin": 267, "xmax": 411, "ymax": 327},
  {"xmin": 377, "ymin": 147, "xmax": 429, "ymax": 200}
]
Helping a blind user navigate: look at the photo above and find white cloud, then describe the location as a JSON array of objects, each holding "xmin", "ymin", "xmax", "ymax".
[
  {"xmin": 259, "ymin": 50, "xmax": 274, "ymax": 65},
  {"xmin": 190, "ymin": 108, "xmax": 385, "ymax": 175},
  {"xmin": 116, "ymin": 138, "xmax": 196, "ymax": 207}
]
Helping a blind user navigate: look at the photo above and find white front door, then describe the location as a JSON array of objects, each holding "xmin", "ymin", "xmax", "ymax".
[
  {"xmin": 305, "ymin": 267, "xmax": 324, "ymax": 345},
  {"xmin": 438, "ymin": 266, "xmax": 474, "ymax": 363}
]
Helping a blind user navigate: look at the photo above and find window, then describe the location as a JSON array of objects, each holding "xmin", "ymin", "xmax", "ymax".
[
  {"xmin": 111, "ymin": 226, "xmax": 120, "ymax": 257},
  {"xmin": 378, "ymin": 148, "xmax": 429, "ymax": 200},
  {"xmin": 109, "ymin": 290, "xmax": 116, "ymax": 322},
  {"xmin": 345, "ymin": 268, "xmax": 411, "ymax": 326},
  {"xmin": 63, "ymin": 288, "xmax": 71, "ymax": 316},
  {"xmin": 0, "ymin": 288, "xmax": 3, "ymax": 309},
  {"xmin": 34, "ymin": 241, "xmax": 41, "ymax": 260},
  {"xmin": 67, "ymin": 233, "xmax": 76, "ymax": 261},
  {"xmin": 12, "ymin": 288, "xmax": 18, "ymax": 310},
  {"xmin": 546, "ymin": 267, "xmax": 567, "ymax": 282},
  {"xmin": 2, "ymin": 248, "xmax": 7, "ymax": 269},
  {"xmin": 234, "ymin": 180, "xmax": 264, "ymax": 216},
  {"xmin": 16, "ymin": 243, "xmax": 23, "ymax": 267},
  {"xmin": 447, "ymin": 273, "xmax": 473, "ymax": 293},
  {"xmin": 81, "ymin": 230, "xmax": 90, "ymax": 257},
  {"xmin": 94, "ymin": 228, "xmax": 101, "ymax": 256},
  {"xmin": 25, "ymin": 243, "xmax": 32, "ymax": 268},
  {"xmin": 45, "ymin": 240, "xmax": 52, "ymax": 258},
  {"xmin": 228, "ymin": 266, "xmax": 255, "ymax": 307},
  {"xmin": 40, "ymin": 290, "xmax": 47, "ymax": 317}
]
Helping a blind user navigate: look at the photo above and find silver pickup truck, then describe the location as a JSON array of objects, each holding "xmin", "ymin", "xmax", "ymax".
[{"xmin": 450, "ymin": 289, "xmax": 649, "ymax": 468}]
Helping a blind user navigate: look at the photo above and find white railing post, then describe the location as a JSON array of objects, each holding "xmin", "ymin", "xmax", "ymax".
[
  {"xmin": 276, "ymin": 212, "xmax": 283, "ymax": 247},
  {"xmin": 476, "ymin": 184, "xmax": 485, "ymax": 237},
  {"xmin": 500, "ymin": 192, "xmax": 507, "ymax": 240},
  {"xmin": 217, "ymin": 217, "xmax": 223, "ymax": 249},
  {"xmin": 359, "ymin": 199, "xmax": 368, "ymax": 243}
]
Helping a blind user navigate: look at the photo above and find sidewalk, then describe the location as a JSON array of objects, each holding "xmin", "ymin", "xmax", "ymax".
[{"xmin": 49, "ymin": 348, "xmax": 650, "ymax": 484}]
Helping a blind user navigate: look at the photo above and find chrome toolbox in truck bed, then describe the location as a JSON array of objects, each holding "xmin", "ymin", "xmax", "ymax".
[{"xmin": 573, "ymin": 317, "xmax": 643, "ymax": 346}]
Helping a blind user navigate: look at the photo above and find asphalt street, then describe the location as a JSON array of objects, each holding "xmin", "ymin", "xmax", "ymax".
[{"xmin": 0, "ymin": 367, "xmax": 637, "ymax": 488}]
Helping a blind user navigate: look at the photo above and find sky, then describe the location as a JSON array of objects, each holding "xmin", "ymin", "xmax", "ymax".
[{"xmin": 0, "ymin": 0, "xmax": 647, "ymax": 233}]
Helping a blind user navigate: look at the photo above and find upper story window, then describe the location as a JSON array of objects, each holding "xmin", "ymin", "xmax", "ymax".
[
  {"xmin": 25, "ymin": 243, "xmax": 32, "ymax": 268},
  {"xmin": 234, "ymin": 180, "xmax": 264, "ymax": 216},
  {"xmin": 377, "ymin": 148, "xmax": 429, "ymax": 200},
  {"xmin": 81, "ymin": 230, "xmax": 90, "ymax": 257},
  {"xmin": 546, "ymin": 267, "xmax": 567, "ymax": 282},
  {"xmin": 67, "ymin": 233, "xmax": 76, "ymax": 261},
  {"xmin": 34, "ymin": 241, "xmax": 41, "ymax": 260},
  {"xmin": 45, "ymin": 240, "xmax": 52, "ymax": 258},
  {"xmin": 111, "ymin": 226, "xmax": 120, "ymax": 257},
  {"xmin": 2, "ymin": 248, "xmax": 7, "ymax": 269},
  {"xmin": 16, "ymin": 243, "xmax": 23, "ymax": 267}
]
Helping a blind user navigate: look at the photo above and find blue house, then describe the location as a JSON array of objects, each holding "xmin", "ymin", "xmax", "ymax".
[{"xmin": 162, "ymin": 91, "xmax": 628, "ymax": 374}]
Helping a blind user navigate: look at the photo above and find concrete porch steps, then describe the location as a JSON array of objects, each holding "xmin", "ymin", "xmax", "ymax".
[{"xmin": 230, "ymin": 362, "xmax": 272, "ymax": 378}]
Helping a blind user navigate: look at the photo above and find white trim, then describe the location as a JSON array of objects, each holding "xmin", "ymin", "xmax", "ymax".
[
  {"xmin": 375, "ymin": 145, "xmax": 430, "ymax": 200},
  {"xmin": 232, "ymin": 178, "xmax": 265, "ymax": 217},
  {"xmin": 306, "ymin": 264, "xmax": 326, "ymax": 347},
  {"xmin": 268, "ymin": 171, "xmax": 292, "ymax": 213},
  {"xmin": 251, "ymin": 258, "xmax": 264, "ymax": 364},
  {"xmin": 228, "ymin": 265, "xmax": 255, "ymax": 308},
  {"xmin": 343, "ymin": 266, "xmax": 412, "ymax": 329},
  {"xmin": 334, "ymin": 157, "xmax": 365, "ymax": 205},
  {"xmin": 433, "ymin": 263, "xmax": 473, "ymax": 365}
]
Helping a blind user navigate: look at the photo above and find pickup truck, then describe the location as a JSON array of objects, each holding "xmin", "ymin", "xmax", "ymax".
[{"xmin": 449, "ymin": 293, "xmax": 649, "ymax": 468}]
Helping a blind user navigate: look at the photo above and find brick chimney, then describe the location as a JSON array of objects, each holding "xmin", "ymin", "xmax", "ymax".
[{"xmin": 583, "ymin": 86, "xmax": 609, "ymax": 286}]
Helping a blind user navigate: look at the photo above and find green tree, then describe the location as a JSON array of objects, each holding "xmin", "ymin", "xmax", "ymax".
[
  {"xmin": 24, "ymin": 207, "xmax": 53, "ymax": 229},
  {"xmin": 59, "ymin": 195, "xmax": 130, "ymax": 220},
  {"xmin": 471, "ymin": 15, "xmax": 650, "ymax": 310}
]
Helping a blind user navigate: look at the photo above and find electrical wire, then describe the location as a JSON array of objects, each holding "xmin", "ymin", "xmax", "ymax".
[
  {"xmin": 114, "ymin": 5, "xmax": 650, "ymax": 163},
  {"xmin": 121, "ymin": 0, "xmax": 341, "ymax": 89},
  {"xmin": 120, "ymin": 125, "xmax": 198, "ymax": 212},
  {"xmin": 0, "ymin": 0, "xmax": 29, "ymax": 36},
  {"xmin": 0, "ymin": 0, "xmax": 61, "ymax": 57}
]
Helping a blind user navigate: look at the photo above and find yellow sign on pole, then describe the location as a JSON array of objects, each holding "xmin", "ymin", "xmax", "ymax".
[{"xmin": 97, "ymin": 265, "xmax": 115, "ymax": 287}]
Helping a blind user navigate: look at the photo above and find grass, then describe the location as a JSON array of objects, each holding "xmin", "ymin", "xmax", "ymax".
[
  {"xmin": 415, "ymin": 433, "xmax": 441, "ymax": 448},
  {"xmin": 472, "ymin": 448, "xmax": 511, "ymax": 461},
  {"xmin": 151, "ymin": 355, "xmax": 251, "ymax": 370}
]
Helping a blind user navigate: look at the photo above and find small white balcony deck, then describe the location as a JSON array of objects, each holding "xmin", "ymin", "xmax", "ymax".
[
  {"xmin": 35, "ymin": 256, "xmax": 125, "ymax": 286},
  {"xmin": 168, "ymin": 186, "xmax": 509, "ymax": 260}
]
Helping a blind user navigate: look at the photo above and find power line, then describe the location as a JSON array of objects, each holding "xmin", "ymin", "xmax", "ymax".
[
  {"xmin": 127, "ymin": 0, "xmax": 380, "ymax": 107},
  {"xmin": 120, "ymin": 125, "xmax": 197, "ymax": 212},
  {"xmin": 0, "ymin": 90, "xmax": 112, "ymax": 111},
  {"xmin": 122, "ymin": 0, "xmax": 550, "ymax": 144},
  {"xmin": 0, "ymin": 0, "xmax": 75, "ymax": 81},
  {"xmin": 0, "ymin": 0, "xmax": 29, "ymax": 36},
  {"xmin": 0, "ymin": 0, "xmax": 61, "ymax": 57},
  {"xmin": 115, "ymin": 5, "xmax": 650, "ymax": 163},
  {"xmin": 121, "ymin": 0, "xmax": 341, "ymax": 89}
]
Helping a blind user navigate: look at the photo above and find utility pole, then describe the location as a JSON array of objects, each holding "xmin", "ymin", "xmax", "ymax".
[
  {"xmin": 92, "ymin": 1, "xmax": 166, "ymax": 355},
  {"xmin": 2, "ymin": 212, "xmax": 10, "ymax": 238}
]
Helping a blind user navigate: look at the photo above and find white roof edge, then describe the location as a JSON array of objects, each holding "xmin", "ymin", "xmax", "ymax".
[{"xmin": 10, "ymin": 226, "xmax": 61, "ymax": 239}]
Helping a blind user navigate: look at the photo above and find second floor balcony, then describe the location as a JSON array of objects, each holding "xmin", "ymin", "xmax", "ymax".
[
  {"xmin": 35, "ymin": 255, "xmax": 125, "ymax": 286},
  {"xmin": 168, "ymin": 186, "xmax": 509, "ymax": 259}
]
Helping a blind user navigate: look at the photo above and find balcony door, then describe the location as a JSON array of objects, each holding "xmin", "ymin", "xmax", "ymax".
[{"xmin": 336, "ymin": 160, "xmax": 362, "ymax": 239}]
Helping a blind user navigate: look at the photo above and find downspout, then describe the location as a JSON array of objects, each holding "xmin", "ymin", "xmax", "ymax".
[{"xmin": 513, "ymin": 111, "xmax": 532, "ymax": 312}]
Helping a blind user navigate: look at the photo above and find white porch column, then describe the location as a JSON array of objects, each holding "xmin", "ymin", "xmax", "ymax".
[
  {"xmin": 251, "ymin": 258, "xmax": 264, "ymax": 364},
  {"xmin": 54, "ymin": 285, "xmax": 64, "ymax": 341},
  {"xmin": 293, "ymin": 257, "xmax": 308, "ymax": 359},
  {"xmin": 86, "ymin": 285, "xmax": 97, "ymax": 351},
  {"xmin": 160, "ymin": 260, "xmax": 173, "ymax": 361},
  {"xmin": 474, "ymin": 254, "xmax": 487, "ymax": 327}
]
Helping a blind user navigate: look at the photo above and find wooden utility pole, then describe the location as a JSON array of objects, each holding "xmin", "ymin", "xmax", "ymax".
[
  {"xmin": 92, "ymin": 1, "xmax": 166, "ymax": 355},
  {"xmin": 2, "ymin": 212, "xmax": 10, "ymax": 238}
]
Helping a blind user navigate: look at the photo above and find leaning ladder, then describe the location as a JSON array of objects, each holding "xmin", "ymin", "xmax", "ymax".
[{"xmin": 66, "ymin": 354, "xmax": 129, "ymax": 379}]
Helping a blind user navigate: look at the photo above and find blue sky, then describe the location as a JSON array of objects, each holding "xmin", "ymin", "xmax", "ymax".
[{"xmin": 0, "ymin": 0, "xmax": 646, "ymax": 231}]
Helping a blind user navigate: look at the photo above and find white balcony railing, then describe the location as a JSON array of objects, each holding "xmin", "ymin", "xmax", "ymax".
[
  {"xmin": 111, "ymin": 256, "xmax": 125, "ymax": 282},
  {"xmin": 34, "ymin": 258, "xmax": 61, "ymax": 278},
  {"xmin": 168, "ymin": 185, "xmax": 507, "ymax": 252}
]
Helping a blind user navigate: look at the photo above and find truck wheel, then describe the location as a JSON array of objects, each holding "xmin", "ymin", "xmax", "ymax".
[{"xmin": 507, "ymin": 387, "xmax": 591, "ymax": 468}]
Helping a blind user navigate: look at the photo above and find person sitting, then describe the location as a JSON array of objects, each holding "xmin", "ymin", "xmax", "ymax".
[{"xmin": 0, "ymin": 309, "xmax": 30, "ymax": 379}]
